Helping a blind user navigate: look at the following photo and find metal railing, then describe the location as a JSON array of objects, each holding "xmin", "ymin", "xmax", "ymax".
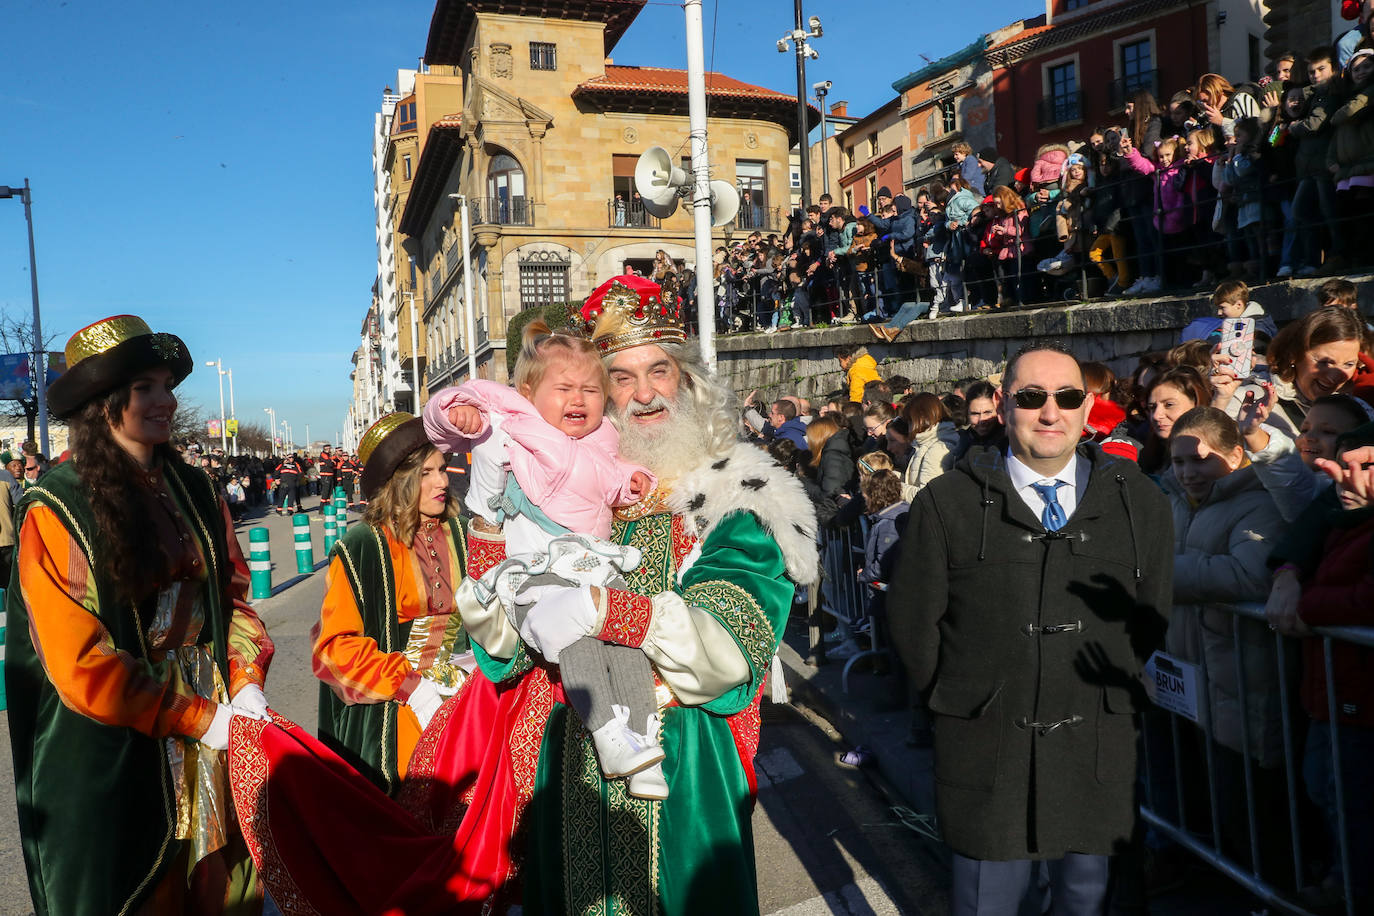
[
  {"xmin": 811, "ymin": 528, "xmax": 1373, "ymax": 915},
  {"xmin": 1137, "ymin": 601, "xmax": 1372, "ymax": 916},
  {"xmin": 444, "ymin": 237, "xmax": 460, "ymax": 279},
  {"xmin": 736, "ymin": 205, "xmax": 783, "ymax": 233},
  {"xmin": 1037, "ymin": 91, "xmax": 1082, "ymax": 129},
  {"xmin": 468, "ymin": 196, "xmax": 533, "ymax": 227},
  {"xmin": 607, "ymin": 199, "xmax": 661, "ymax": 229}
]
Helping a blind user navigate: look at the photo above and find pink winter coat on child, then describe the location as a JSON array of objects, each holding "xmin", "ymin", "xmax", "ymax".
[
  {"xmin": 1123, "ymin": 147, "xmax": 1190, "ymax": 236},
  {"xmin": 423, "ymin": 380, "xmax": 653, "ymax": 539}
]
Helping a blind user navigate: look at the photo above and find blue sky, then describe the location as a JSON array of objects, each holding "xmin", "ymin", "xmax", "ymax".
[{"xmin": 0, "ymin": 0, "xmax": 1034, "ymax": 445}]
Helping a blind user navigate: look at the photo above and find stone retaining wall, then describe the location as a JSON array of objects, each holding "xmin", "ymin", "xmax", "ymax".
[{"xmin": 714, "ymin": 275, "xmax": 1373, "ymax": 401}]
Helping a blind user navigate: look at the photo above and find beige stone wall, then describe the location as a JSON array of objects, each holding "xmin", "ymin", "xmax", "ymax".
[{"xmin": 405, "ymin": 11, "xmax": 802, "ymax": 397}]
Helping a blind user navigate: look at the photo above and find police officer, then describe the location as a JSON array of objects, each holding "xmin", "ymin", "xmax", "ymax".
[
  {"xmin": 317, "ymin": 445, "xmax": 337, "ymax": 513},
  {"xmin": 276, "ymin": 450, "xmax": 301, "ymax": 515}
]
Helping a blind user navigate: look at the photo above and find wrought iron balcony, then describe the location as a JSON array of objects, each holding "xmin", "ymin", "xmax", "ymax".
[
  {"xmin": 607, "ymin": 198, "xmax": 662, "ymax": 229},
  {"xmin": 1037, "ymin": 91, "xmax": 1082, "ymax": 130},
  {"xmin": 468, "ymin": 196, "xmax": 533, "ymax": 227}
]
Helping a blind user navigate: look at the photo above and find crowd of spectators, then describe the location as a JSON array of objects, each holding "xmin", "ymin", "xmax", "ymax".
[
  {"xmin": 696, "ymin": 25, "xmax": 1374, "ymax": 338},
  {"xmin": 740, "ymin": 275, "xmax": 1374, "ymax": 910}
]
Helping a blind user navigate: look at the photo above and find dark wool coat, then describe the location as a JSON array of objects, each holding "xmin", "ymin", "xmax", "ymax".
[{"xmin": 888, "ymin": 443, "xmax": 1172, "ymax": 860}]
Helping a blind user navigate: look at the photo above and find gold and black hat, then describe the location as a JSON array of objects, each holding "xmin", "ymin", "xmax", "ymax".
[
  {"xmin": 358, "ymin": 412, "xmax": 432, "ymax": 499},
  {"xmin": 48, "ymin": 315, "xmax": 193, "ymax": 419}
]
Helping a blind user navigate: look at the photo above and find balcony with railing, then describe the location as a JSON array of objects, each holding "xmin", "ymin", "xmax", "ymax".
[
  {"xmin": 444, "ymin": 237, "xmax": 460, "ymax": 278},
  {"xmin": 1037, "ymin": 91, "xmax": 1083, "ymax": 130},
  {"xmin": 1109, "ymin": 70, "xmax": 1159, "ymax": 112},
  {"xmin": 735, "ymin": 205, "xmax": 783, "ymax": 233},
  {"xmin": 607, "ymin": 198, "xmax": 662, "ymax": 229},
  {"xmin": 468, "ymin": 196, "xmax": 533, "ymax": 227}
]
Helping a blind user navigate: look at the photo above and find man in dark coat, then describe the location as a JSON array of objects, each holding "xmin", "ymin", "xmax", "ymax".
[
  {"xmin": 978, "ymin": 146, "xmax": 1016, "ymax": 194},
  {"xmin": 767, "ymin": 399, "xmax": 810, "ymax": 452},
  {"xmin": 888, "ymin": 344, "xmax": 1171, "ymax": 915}
]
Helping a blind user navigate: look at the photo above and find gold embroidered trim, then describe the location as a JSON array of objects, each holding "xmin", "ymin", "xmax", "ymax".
[{"xmin": 682, "ymin": 580, "xmax": 776, "ymax": 678}]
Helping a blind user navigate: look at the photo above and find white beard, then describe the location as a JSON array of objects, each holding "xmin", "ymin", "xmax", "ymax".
[{"xmin": 613, "ymin": 393, "xmax": 707, "ymax": 481}]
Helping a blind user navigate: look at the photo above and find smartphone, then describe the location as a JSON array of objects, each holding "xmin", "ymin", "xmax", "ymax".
[{"xmin": 1220, "ymin": 317, "xmax": 1255, "ymax": 379}]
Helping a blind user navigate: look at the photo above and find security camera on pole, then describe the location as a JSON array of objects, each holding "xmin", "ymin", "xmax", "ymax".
[{"xmin": 777, "ymin": 9, "xmax": 823, "ymax": 208}]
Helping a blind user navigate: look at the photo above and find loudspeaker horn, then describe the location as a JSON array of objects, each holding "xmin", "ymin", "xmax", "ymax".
[
  {"xmin": 708, "ymin": 180, "xmax": 740, "ymax": 227},
  {"xmin": 634, "ymin": 146, "xmax": 689, "ymax": 218}
]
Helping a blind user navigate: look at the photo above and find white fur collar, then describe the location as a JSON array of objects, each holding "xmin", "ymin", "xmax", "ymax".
[{"xmin": 666, "ymin": 441, "xmax": 819, "ymax": 585}]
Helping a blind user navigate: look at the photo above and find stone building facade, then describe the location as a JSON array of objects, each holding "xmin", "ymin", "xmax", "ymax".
[{"xmin": 399, "ymin": 0, "xmax": 813, "ymax": 389}]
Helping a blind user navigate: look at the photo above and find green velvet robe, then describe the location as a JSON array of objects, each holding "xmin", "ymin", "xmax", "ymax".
[
  {"xmin": 475, "ymin": 510, "xmax": 794, "ymax": 916},
  {"xmin": 317, "ymin": 518, "xmax": 467, "ymax": 794},
  {"xmin": 5, "ymin": 459, "xmax": 234, "ymax": 916}
]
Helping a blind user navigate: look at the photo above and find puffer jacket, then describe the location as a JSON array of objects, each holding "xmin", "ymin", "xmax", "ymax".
[
  {"xmin": 845, "ymin": 353, "xmax": 881, "ymax": 404},
  {"xmin": 900, "ymin": 419, "xmax": 958, "ymax": 502},
  {"xmin": 1328, "ymin": 82, "xmax": 1374, "ymax": 179},
  {"xmin": 1123, "ymin": 147, "xmax": 1191, "ymax": 235},
  {"xmin": 1163, "ymin": 465, "xmax": 1287, "ymax": 767},
  {"xmin": 944, "ymin": 189, "xmax": 980, "ymax": 228},
  {"xmin": 815, "ymin": 428, "xmax": 857, "ymax": 499},
  {"xmin": 983, "ymin": 210, "xmax": 1030, "ymax": 261}
]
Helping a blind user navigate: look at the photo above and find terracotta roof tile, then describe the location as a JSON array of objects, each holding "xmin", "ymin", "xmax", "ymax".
[
  {"xmin": 987, "ymin": 20, "xmax": 1052, "ymax": 52},
  {"xmin": 577, "ymin": 65, "xmax": 795, "ymax": 103}
]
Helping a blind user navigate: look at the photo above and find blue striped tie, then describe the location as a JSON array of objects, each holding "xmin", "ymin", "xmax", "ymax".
[{"xmin": 1031, "ymin": 480, "xmax": 1067, "ymax": 532}]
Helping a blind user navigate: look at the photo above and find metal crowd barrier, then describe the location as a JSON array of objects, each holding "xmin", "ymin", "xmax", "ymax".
[
  {"xmin": 1138, "ymin": 600, "xmax": 1373, "ymax": 916},
  {"xmin": 813, "ymin": 521, "xmax": 890, "ymax": 694}
]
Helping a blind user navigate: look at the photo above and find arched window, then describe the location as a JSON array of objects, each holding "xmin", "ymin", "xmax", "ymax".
[{"xmin": 487, "ymin": 153, "xmax": 527, "ymax": 224}]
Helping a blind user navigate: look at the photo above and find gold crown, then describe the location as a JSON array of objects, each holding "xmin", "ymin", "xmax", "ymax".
[
  {"xmin": 577, "ymin": 277, "xmax": 685, "ymax": 356},
  {"xmin": 358, "ymin": 412, "xmax": 415, "ymax": 466},
  {"xmin": 65, "ymin": 315, "xmax": 182, "ymax": 368}
]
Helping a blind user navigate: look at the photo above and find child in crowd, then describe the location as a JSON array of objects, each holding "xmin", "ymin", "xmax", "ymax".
[
  {"xmin": 1180, "ymin": 279, "xmax": 1278, "ymax": 342},
  {"xmin": 857, "ymin": 468, "xmax": 908, "ymax": 618},
  {"xmin": 1164, "ymin": 406, "xmax": 1288, "ymax": 874},
  {"xmin": 1185, "ymin": 127, "xmax": 1225, "ymax": 288},
  {"xmin": 1125, "ymin": 136, "xmax": 1195, "ymax": 288},
  {"xmin": 981, "ymin": 186, "xmax": 1031, "ymax": 308},
  {"xmin": 1219, "ymin": 117, "xmax": 1266, "ymax": 282},
  {"xmin": 1037, "ymin": 152, "xmax": 1089, "ymax": 277},
  {"xmin": 1085, "ymin": 152, "xmax": 1132, "ymax": 294},
  {"xmin": 423, "ymin": 320, "xmax": 670, "ymax": 799}
]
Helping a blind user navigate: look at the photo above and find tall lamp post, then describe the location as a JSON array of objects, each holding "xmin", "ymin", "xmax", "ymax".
[
  {"xmin": 205, "ymin": 359, "xmax": 227, "ymax": 453},
  {"xmin": 777, "ymin": 10, "xmax": 822, "ymax": 207},
  {"xmin": 0, "ymin": 180, "xmax": 50, "ymax": 456},
  {"xmin": 263, "ymin": 407, "xmax": 277, "ymax": 457},
  {"xmin": 225, "ymin": 368, "xmax": 236, "ymax": 455}
]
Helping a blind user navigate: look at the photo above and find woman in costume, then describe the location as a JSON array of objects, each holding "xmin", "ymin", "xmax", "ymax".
[
  {"xmin": 311, "ymin": 411, "xmax": 470, "ymax": 792},
  {"xmin": 5, "ymin": 314, "xmax": 275, "ymax": 915}
]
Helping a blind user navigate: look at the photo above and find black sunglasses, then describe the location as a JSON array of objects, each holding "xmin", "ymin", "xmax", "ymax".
[{"xmin": 1010, "ymin": 387, "xmax": 1088, "ymax": 410}]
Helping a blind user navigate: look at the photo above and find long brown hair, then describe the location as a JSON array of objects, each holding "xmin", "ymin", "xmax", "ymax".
[
  {"xmin": 805, "ymin": 415, "xmax": 844, "ymax": 468},
  {"xmin": 362, "ymin": 444, "xmax": 456, "ymax": 543},
  {"xmin": 68, "ymin": 388, "xmax": 182, "ymax": 603},
  {"xmin": 1127, "ymin": 90, "xmax": 1162, "ymax": 148}
]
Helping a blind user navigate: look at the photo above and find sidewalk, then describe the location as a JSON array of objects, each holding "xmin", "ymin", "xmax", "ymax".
[
  {"xmin": 231, "ymin": 499, "xmax": 363, "ymax": 598},
  {"xmin": 775, "ymin": 611, "xmax": 1257, "ymax": 916}
]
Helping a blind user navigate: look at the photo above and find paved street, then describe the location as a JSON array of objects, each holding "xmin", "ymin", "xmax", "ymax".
[{"xmin": 0, "ymin": 503, "xmax": 946, "ymax": 915}]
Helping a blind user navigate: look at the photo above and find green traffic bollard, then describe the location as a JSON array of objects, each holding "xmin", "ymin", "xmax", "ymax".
[
  {"xmin": 333, "ymin": 486, "xmax": 348, "ymax": 534},
  {"xmin": 323, "ymin": 503, "xmax": 338, "ymax": 554},
  {"xmin": 0, "ymin": 587, "xmax": 6, "ymax": 711},
  {"xmin": 248, "ymin": 527, "xmax": 272, "ymax": 600},
  {"xmin": 292, "ymin": 513, "xmax": 314, "ymax": 574}
]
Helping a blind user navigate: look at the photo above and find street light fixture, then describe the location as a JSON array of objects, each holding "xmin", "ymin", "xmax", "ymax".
[
  {"xmin": 0, "ymin": 180, "xmax": 50, "ymax": 456},
  {"xmin": 813, "ymin": 80, "xmax": 833, "ymax": 199},
  {"xmin": 777, "ymin": 9, "xmax": 822, "ymax": 208}
]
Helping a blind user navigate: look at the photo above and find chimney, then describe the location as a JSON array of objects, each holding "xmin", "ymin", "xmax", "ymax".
[{"xmin": 829, "ymin": 100, "xmax": 849, "ymax": 118}]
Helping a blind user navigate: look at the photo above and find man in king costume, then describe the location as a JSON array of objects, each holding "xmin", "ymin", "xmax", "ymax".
[{"xmin": 439, "ymin": 274, "xmax": 819, "ymax": 913}]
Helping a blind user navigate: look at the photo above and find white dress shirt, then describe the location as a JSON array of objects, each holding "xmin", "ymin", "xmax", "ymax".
[{"xmin": 1005, "ymin": 450, "xmax": 1088, "ymax": 526}]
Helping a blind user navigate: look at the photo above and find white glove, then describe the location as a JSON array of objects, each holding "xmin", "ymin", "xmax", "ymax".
[
  {"xmin": 518, "ymin": 586, "xmax": 598, "ymax": 664},
  {"xmin": 200, "ymin": 704, "xmax": 233, "ymax": 751},
  {"xmin": 513, "ymin": 572, "xmax": 579, "ymax": 609},
  {"xmin": 406, "ymin": 677, "xmax": 444, "ymax": 731},
  {"xmin": 231, "ymin": 684, "xmax": 271, "ymax": 721}
]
